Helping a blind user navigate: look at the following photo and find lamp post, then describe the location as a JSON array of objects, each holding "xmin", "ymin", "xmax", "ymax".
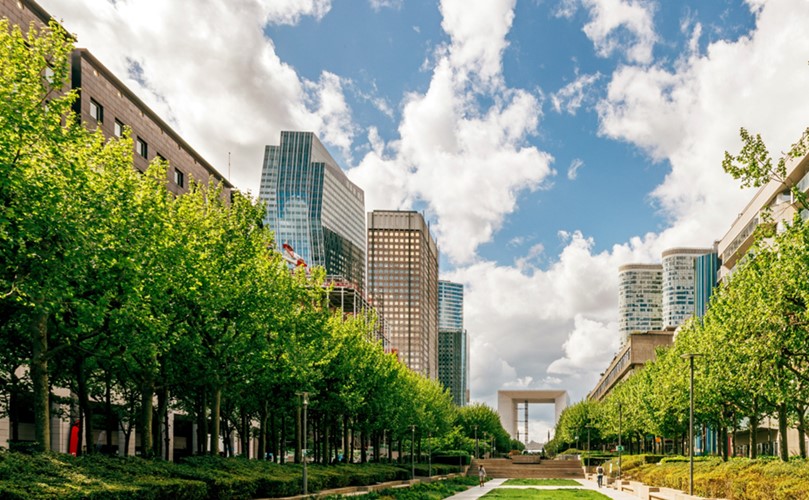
[
  {"xmin": 618, "ymin": 402, "xmax": 622, "ymax": 480},
  {"xmin": 681, "ymin": 353, "xmax": 702, "ymax": 496},
  {"xmin": 410, "ymin": 425, "xmax": 416, "ymax": 480},
  {"xmin": 474, "ymin": 425, "xmax": 479, "ymax": 459},
  {"xmin": 298, "ymin": 392, "xmax": 309, "ymax": 495}
]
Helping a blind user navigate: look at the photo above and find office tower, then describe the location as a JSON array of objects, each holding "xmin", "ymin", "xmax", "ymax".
[
  {"xmin": 260, "ymin": 131, "xmax": 366, "ymax": 291},
  {"xmin": 618, "ymin": 264, "xmax": 663, "ymax": 344},
  {"xmin": 694, "ymin": 251, "xmax": 720, "ymax": 319},
  {"xmin": 367, "ymin": 211, "xmax": 439, "ymax": 378},
  {"xmin": 438, "ymin": 280, "xmax": 468, "ymax": 406},
  {"xmin": 661, "ymin": 248, "xmax": 713, "ymax": 328}
]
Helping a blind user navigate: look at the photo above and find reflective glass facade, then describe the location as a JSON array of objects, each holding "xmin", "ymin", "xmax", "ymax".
[
  {"xmin": 438, "ymin": 281, "xmax": 468, "ymax": 406},
  {"xmin": 662, "ymin": 248, "xmax": 712, "ymax": 328},
  {"xmin": 260, "ymin": 131, "xmax": 365, "ymax": 290},
  {"xmin": 694, "ymin": 252, "xmax": 719, "ymax": 319}
]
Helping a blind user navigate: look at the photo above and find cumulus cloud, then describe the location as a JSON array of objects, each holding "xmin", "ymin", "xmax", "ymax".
[
  {"xmin": 551, "ymin": 72, "xmax": 601, "ymax": 114},
  {"xmin": 580, "ymin": 0, "xmax": 658, "ymax": 64},
  {"xmin": 264, "ymin": 0, "xmax": 331, "ymax": 25},
  {"xmin": 547, "ymin": 315, "xmax": 619, "ymax": 375},
  {"xmin": 350, "ymin": 0, "xmax": 554, "ymax": 264},
  {"xmin": 369, "ymin": 0, "xmax": 402, "ymax": 11}
]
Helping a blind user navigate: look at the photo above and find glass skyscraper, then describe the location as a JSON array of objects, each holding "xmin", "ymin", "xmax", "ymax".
[
  {"xmin": 438, "ymin": 280, "xmax": 468, "ymax": 406},
  {"xmin": 694, "ymin": 251, "xmax": 720, "ymax": 319},
  {"xmin": 661, "ymin": 248, "xmax": 713, "ymax": 328},
  {"xmin": 260, "ymin": 131, "xmax": 366, "ymax": 290}
]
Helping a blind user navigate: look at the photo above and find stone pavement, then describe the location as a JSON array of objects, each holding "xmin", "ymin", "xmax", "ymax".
[{"xmin": 446, "ymin": 477, "xmax": 640, "ymax": 500}]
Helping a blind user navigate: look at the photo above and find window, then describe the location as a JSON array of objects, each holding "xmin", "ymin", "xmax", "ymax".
[
  {"xmin": 114, "ymin": 120, "xmax": 124, "ymax": 138},
  {"xmin": 136, "ymin": 137, "xmax": 148, "ymax": 158},
  {"xmin": 174, "ymin": 169, "xmax": 185, "ymax": 188},
  {"xmin": 89, "ymin": 98, "xmax": 103, "ymax": 123}
]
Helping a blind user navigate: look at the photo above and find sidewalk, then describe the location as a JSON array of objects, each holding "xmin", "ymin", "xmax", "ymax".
[{"xmin": 446, "ymin": 477, "xmax": 640, "ymax": 500}]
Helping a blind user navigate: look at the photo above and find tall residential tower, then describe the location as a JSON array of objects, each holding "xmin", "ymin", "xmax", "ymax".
[
  {"xmin": 661, "ymin": 248, "xmax": 713, "ymax": 328},
  {"xmin": 618, "ymin": 264, "xmax": 663, "ymax": 344},
  {"xmin": 438, "ymin": 280, "xmax": 468, "ymax": 406},
  {"xmin": 367, "ymin": 211, "xmax": 439, "ymax": 378},
  {"xmin": 260, "ymin": 131, "xmax": 366, "ymax": 290}
]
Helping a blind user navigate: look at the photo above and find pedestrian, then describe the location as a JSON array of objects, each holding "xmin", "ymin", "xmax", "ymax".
[
  {"xmin": 596, "ymin": 464, "xmax": 604, "ymax": 488},
  {"xmin": 478, "ymin": 464, "xmax": 486, "ymax": 487}
]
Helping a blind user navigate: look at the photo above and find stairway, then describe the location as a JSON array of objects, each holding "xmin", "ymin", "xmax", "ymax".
[{"xmin": 469, "ymin": 458, "xmax": 584, "ymax": 479}]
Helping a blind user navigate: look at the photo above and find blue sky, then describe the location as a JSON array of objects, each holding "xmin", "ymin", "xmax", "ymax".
[{"xmin": 42, "ymin": 0, "xmax": 809, "ymax": 443}]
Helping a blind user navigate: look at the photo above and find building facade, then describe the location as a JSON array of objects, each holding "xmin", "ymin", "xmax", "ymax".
[
  {"xmin": 260, "ymin": 131, "xmax": 366, "ymax": 291},
  {"xmin": 661, "ymin": 248, "xmax": 713, "ymax": 328},
  {"xmin": 367, "ymin": 211, "xmax": 439, "ymax": 378},
  {"xmin": 437, "ymin": 280, "xmax": 468, "ymax": 406},
  {"xmin": 618, "ymin": 264, "xmax": 663, "ymax": 344},
  {"xmin": 694, "ymin": 251, "xmax": 720, "ymax": 319}
]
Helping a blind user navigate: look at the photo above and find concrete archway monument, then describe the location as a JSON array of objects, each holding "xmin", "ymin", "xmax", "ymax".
[{"xmin": 497, "ymin": 390, "xmax": 569, "ymax": 445}]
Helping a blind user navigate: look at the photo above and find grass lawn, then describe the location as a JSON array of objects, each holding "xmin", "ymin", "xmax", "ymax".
[
  {"xmin": 483, "ymin": 489, "xmax": 612, "ymax": 499},
  {"xmin": 503, "ymin": 479, "xmax": 582, "ymax": 486}
]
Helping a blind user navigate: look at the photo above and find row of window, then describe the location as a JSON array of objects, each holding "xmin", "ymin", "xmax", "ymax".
[{"xmin": 89, "ymin": 97, "xmax": 184, "ymax": 188}]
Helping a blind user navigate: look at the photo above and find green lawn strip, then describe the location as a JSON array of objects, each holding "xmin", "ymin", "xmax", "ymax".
[
  {"xmin": 322, "ymin": 476, "xmax": 480, "ymax": 499},
  {"xmin": 483, "ymin": 488, "xmax": 611, "ymax": 499},
  {"xmin": 503, "ymin": 479, "xmax": 581, "ymax": 486}
]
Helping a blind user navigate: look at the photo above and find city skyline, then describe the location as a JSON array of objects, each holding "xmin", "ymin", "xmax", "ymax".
[{"xmin": 35, "ymin": 0, "xmax": 809, "ymax": 442}]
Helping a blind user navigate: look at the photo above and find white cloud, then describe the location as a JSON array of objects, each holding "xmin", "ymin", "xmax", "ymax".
[
  {"xmin": 264, "ymin": 0, "xmax": 331, "ymax": 25},
  {"xmin": 580, "ymin": 0, "xmax": 658, "ymax": 64},
  {"xmin": 350, "ymin": 0, "xmax": 555, "ymax": 264},
  {"xmin": 551, "ymin": 72, "xmax": 601, "ymax": 114},
  {"xmin": 547, "ymin": 315, "xmax": 619, "ymax": 375},
  {"xmin": 370, "ymin": 0, "xmax": 402, "ymax": 11},
  {"xmin": 567, "ymin": 158, "xmax": 584, "ymax": 180}
]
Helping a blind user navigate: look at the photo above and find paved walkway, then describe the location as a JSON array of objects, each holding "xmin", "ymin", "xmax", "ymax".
[{"xmin": 446, "ymin": 478, "xmax": 640, "ymax": 500}]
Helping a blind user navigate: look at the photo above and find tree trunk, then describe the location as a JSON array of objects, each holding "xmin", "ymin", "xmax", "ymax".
[
  {"xmin": 196, "ymin": 391, "xmax": 208, "ymax": 454},
  {"xmin": 105, "ymin": 370, "xmax": 114, "ymax": 452},
  {"xmin": 778, "ymin": 403, "xmax": 789, "ymax": 461},
  {"xmin": 258, "ymin": 401, "xmax": 267, "ymax": 460},
  {"xmin": 10, "ymin": 370, "xmax": 20, "ymax": 442},
  {"xmin": 76, "ymin": 357, "xmax": 93, "ymax": 454},
  {"xmin": 280, "ymin": 413, "xmax": 286, "ymax": 464},
  {"xmin": 31, "ymin": 310, "xmax": 50, "ymax": 452},
  {"xmin": 721, "ymin": 426, "xmax": 729, "ymax": 462},
  {"xmin": 798, "ymin": 410, "xmax": 807, "ymax": 459},
  {"xmin": 748, "ymin": 415, "xmax": 759, "ymax": 459},
  {"xmin": 156, "ymin": 386, "xmax": 168, "ymax": 460},
  {"xmin": 241, "ymin": 408, "xmax": 249, "ymax": 458},
  {"xmin": 141, "ymin": 379, "xmax": 155, "ymax": 457},
  {"xmin": 211, "ymin": 386, "xmax": 221, "ymax": 456}
]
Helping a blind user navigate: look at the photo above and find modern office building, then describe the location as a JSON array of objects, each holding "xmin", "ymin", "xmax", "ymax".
[
  {"xmin": 437, "ymin": 280, "xmax": 468, "ymax": 406},
  {"xmin": 694, "ymin": 250, "xmax": 720, "ymax": 319},
  {"xmin": 260, "ymin": 131, "xmax": 366, "ymax": 291},
  {"xmin": 661, "ymin": 248, "xmax": 713, "ymax": 328},
  {"xmin": 588, "ymin": 330, "xmax": 674, "ymax": 402},
  {"xmin": 367, "ymin": 211, "xmax": 439, "ymax": 378},
  {"xmin": 718, "ymin": 147, "xmax": 809, "ymax": 280},
  {"xmin": 618, "ymin": 264, "xmax": 663, "ymax": 344}
]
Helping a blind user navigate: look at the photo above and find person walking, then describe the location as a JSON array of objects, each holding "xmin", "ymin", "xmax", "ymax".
[
  {"xmin": 478, "ymin": 464, "xmax": 486, "ymax": 487},
  {"xmin": 596, "ymin": 464, "xmax": 604, "ymax": 488}
]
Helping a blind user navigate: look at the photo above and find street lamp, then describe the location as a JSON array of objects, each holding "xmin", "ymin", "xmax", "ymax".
[
  {"xmin": 297, "ymin": 392, "xmax": 310, "ymax": 495},
  {"xmin": 618, "ymin": 402, "xmax": 622, "ymax": 480},
  {"xmin": 410, "ymin": 425, "xmax": 416, "ymax": 480},
  {"xmin": 681, "ymin": 353, "xmax": 702, "ymax": 496}
]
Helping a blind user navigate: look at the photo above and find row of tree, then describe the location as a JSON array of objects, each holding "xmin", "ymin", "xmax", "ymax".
[
  {"xmin": 0, "ymin": 19, "xmax": 519, "ymax": 462},
  {"xmin": 549, "ymin": 128, "xmax": 809, "ymax": 462}
]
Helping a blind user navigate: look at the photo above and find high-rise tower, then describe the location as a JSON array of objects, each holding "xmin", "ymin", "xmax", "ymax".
[
  {"xmin": 438, "ymin": 280, "xmax": 468, "ymax": 406},
  {"xmin": 618, "ymin": 264, "xmax": 663, "ymax": 344},
  {"xmin": 367, "ymin": 211, "xmax": 439, "ymax": 378},
  {"xmin": 260, "ymin": 131, "xmax": 365, "ymax": 290},
  {"xmin": 661, "ymin": 248, "xmax": 713, "ymax": 328}
]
